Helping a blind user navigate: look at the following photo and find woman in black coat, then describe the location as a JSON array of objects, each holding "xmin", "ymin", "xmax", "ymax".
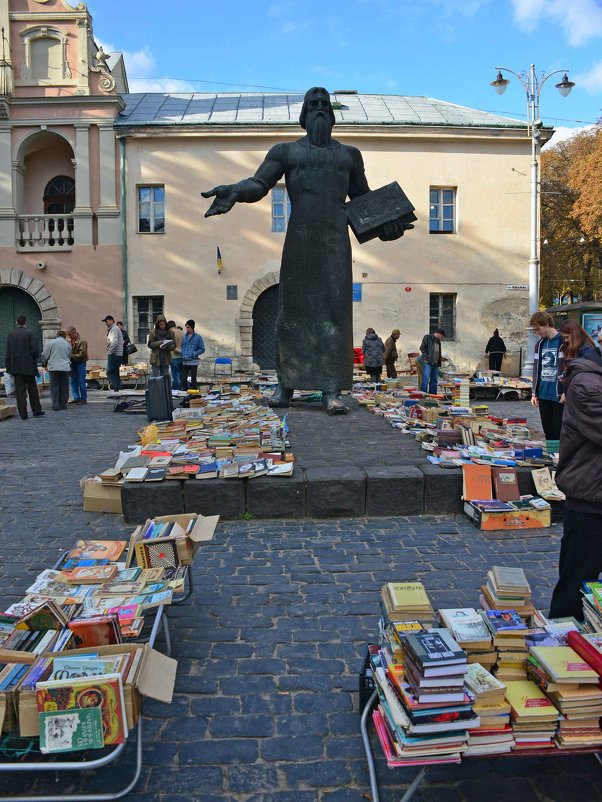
[
  {"xmin": 361, "ymin": 328, "xmax": 385, "ymax": 383},
  {"xmin": 485, "ymin": 329, "xmax": 506, "ymax": 372}
]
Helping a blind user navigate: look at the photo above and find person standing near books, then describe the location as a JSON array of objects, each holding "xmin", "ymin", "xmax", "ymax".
[
  {"xmin": 102, "ymin": 315, "xmax": 123, "ymax": 391},
  {"xmin": 5, "ymin": 315, "xmax": 44, "ymax": 420},
  {"xmin": 485, "ymin": 329, "xmax": 506, "ymax": 372},
  {"xmin": 180, "ymin": 320, "xmax": 205, "ymax": 390},
  {"xmin": 41, "ymin": 331, "xmax": 72, "ymax": 412},
  {"xmin": 167, "ymin": 320, "xmax": 184, "ymax": 391},
  {"xmin": 559, "ymin": 320, "xmax": 602, "ymax": 366},
  {"xmin": 383, "ymin": 329, "xmax": 400, "ymax": 378},
  {"xmin": 548, "ymin": 353, "xmax": 602, "ymax": 620},
  {"xmin": 117, "ymin": 321, "xmax": 131, "ymax": 366},
  {"xmin": 419, "ymin": 327, "xmax": 445, "ymax": 394},
  {"xmin": 66, "ymin": 326, "xmax": 88, "ymax": 405},
  {"xmin": 362, "ymin": 328, "xmax": 385, "ymax": 384},
  {"xmin": 529, "ymin": 312, "xmax": 564, "ymax": 440},
  {"xmin": 147, "ymin": 315, "xmax": 176, "ymax": 378}
]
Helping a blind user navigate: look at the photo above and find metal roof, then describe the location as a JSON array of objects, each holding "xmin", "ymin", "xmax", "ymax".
[{"xmin": 115, "ymin": 92, "xmax": 527, "ymax": 129}]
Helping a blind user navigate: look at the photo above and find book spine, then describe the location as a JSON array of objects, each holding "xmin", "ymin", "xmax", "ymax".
[{"xmin": 566, "ymin": 632, "xmax": 602, "ymax": 679}]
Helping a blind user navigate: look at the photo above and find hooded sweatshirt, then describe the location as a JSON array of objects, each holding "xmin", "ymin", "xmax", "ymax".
[
  {"xmin": 147, "ymin": 314, "xmax": 175, "ymax": 368},
  {"xmin": 556, "ymin": 358, "xmax": 602, "ymax": 515}
]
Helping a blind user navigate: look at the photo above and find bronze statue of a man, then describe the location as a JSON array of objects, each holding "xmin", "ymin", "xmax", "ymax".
[{"xmin": 203, "ymin": 87, "xmax": 413, "ymax": 414}]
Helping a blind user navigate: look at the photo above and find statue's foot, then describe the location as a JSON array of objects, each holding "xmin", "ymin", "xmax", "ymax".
[
  {"xmin": 268, "ymin": 385, "xmax": 293, "ymax": 408},
  {"xmin": 322, "ymin": 392, "xmax": 349, "ymax": 415}
]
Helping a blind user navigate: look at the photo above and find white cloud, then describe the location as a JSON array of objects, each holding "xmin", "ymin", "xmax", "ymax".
[
  {"xmin": 543, "ymin": 123, "xmax": 596, "ymax": 149},
  {"xmin": 511, "ymin": 0, "xmax": 602, "ymax": 46},
  {"xmin": 575, "ymin": 60, "xmax": 602, "ymax": 93},
  {"xmin": 96, "ymin": 38, "xmax": 195, "ymax": 93}
]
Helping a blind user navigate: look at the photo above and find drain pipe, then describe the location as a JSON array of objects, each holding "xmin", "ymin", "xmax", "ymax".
[{"xmin": 119, "ymin": 136, "xmax": 128, "ymax": 327}]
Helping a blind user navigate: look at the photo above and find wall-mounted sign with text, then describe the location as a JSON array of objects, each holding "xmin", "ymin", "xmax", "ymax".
[
  {"xmin": 507, "ymin": 284, "xmax": 528, "ymax": 291},
  {"xmin": 352, "ymin": 283, "xmax": 362, "ymax": 302},
  {"xmin": 226, "ymin": 285, "xmax": 238, "ymax": 300}
]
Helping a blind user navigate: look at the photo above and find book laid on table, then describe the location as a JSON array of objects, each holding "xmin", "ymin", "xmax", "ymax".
[
  {"xmin": 438, "ymin": 609, "xmax": 492, "ymax": 650},
  {"xmin": 39, "ymin": 707, "xmax": 105, "ymax": 753},
  {"xmin": 403, "ymin": 629, "xmax": 467, "ymax": 674},
  {"xmin": 464, "ymin": 663, "xmax": 506, "ymax": 704},
  {"xmin": 66, "ymin": 541, "xmax": 126, "ymax": 562},
  {"xmin": 36, "ymin": 673, "xmax": 128, "ymax": 746}
]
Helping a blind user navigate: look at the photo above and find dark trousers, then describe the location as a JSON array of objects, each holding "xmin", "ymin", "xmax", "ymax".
[
  {"xmin": 549, "ymin": 509, "xmax": 602, "ymax": 621},
  {"xmin": 488, "ymin": 353, "xmax": 504, "ymax": 371},
  {"xmin": 385, "ymin": 359, "xmax": 397, "ymax": 379},
  {"xmin": 366, "ymin": 366, "xmax": 382, "ymax": 383},
  {"xmin": 181, "ymin": 364, "xmax": 198, "ymax": 390},
  {"xmin": 106, "ymin": 354, "xmax": 122, "ymax": 391},
  {"xmin": 50, "ymin": 371, "xmax": 69, "ymax": 410},
  {"xmin": 14, "ymin": 373, "xmax": 42, "ymax": 419},
  {"xmin": 538, "ymin": 398, "xmax": 564, "ymax": 440}
]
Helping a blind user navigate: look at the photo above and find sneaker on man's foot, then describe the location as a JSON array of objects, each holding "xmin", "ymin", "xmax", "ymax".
[{"xmin": 33, "ymin": 411, "xmax": 45, "ymax": 417}]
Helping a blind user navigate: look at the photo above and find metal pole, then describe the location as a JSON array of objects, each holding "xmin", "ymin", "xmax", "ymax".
[{"xmin": 523, "ymin": 65, "xmax": 539, "ymax": 378}]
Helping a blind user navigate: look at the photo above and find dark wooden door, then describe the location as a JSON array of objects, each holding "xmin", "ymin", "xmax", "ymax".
[
  {"xmin": 252, "ymin": 285, "xmax": 279, "ymax": 369},
  {"xmin": 0, "ymin": 288, "xmax": 43, "ymax": 367}
]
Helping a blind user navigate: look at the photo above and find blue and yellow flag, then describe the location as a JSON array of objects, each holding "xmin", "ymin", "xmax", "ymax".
[{"xmin": 217, "ymin": 246, "xmax": 223, "ymax": 274}]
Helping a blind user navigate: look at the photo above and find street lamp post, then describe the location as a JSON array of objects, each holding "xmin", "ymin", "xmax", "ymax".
[{"xmin": 490, "ymin": 65, "xmax": 574, "ymax": 377}]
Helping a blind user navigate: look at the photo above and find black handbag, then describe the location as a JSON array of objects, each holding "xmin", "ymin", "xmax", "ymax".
[{"xmin": 126, "ymin": 343, "xmax": 138, "ymax": 355}]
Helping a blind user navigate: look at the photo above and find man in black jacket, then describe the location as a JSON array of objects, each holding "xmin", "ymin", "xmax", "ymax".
[
  {"xmin": 5, "ymin": 315, "xmax": 44, "ymax": 420},
  {"xmin": 549, "ymin": 357, "xmax": 602, "ymax": 620},
  {"xmin": 419, "ymin": 328, "xmax": 445, "ymax": 394}
]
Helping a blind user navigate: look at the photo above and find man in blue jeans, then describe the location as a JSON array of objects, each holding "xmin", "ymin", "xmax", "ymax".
[
  {"xmin": 102, "ymin": 315, "xmax": 123, "ymax": 391},
  {"xmin": 66, "ymin": 325, "xmax": 88, "ymax": 404},
  {"xmin": 419, "ymin": 327, "xmax": 445, "ymax": 394}
]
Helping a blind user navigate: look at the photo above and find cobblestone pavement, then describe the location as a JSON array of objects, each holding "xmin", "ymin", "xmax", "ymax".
[{"xmin": 0, "ymin": 393, "xmax": 597, "ymax": 802}]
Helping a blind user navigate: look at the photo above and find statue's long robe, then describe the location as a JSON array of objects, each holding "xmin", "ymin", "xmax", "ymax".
[{"xmin": 250, "ymin": 136, "xmax": 370, "ymax": 391}]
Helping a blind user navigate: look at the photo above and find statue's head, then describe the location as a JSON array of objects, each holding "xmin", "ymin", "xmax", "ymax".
[
  {"xmin": 299, "ymin": 87, "xmax": 336, "ymax": 129},
  {"xmin": 300, "ymin": 87, "xmax": 335, "ymax": 146}
]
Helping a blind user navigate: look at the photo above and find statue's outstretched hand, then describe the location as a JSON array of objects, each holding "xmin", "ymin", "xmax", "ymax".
[{"xmin": 202, "ymin": 185, "xmax": 238, "ymax": 217}]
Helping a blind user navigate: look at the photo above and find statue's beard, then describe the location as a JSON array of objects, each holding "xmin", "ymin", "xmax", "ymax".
[{"xmin": 306, "ymin": 113, "xmax": 333, "ymax": 147}]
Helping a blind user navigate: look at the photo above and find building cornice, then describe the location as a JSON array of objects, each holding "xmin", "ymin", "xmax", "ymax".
[{"xmin": 10, "ymin": 95, "xmax": 126, "ymax": 112}]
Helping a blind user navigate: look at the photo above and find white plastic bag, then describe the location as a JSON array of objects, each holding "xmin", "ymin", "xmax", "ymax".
[{"xmin": 3, "ymin": 372, "xmax": 15, "ymax": 396}]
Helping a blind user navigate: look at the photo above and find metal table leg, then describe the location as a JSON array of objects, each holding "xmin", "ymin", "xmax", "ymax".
[
  {"xmin": 360, "ymin": 691, "xmax": 380, "ymax": 802},
  {"xmin": 0, "ymin": 717, "xmax": 143, "ymax": 802},
  {"xmin": 162, "ymin": 609, "xmax": 172, "ymax": 657}
]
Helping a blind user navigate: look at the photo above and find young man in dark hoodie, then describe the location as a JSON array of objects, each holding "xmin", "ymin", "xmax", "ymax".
[{"xmin": 548, "ymin": 355, "xmax": 602, "ymax": 620}]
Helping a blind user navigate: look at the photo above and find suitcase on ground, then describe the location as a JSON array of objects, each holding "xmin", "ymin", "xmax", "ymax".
[{"xmin": 145, "ymin": 374, "xmax": 173, "ymax": 422}]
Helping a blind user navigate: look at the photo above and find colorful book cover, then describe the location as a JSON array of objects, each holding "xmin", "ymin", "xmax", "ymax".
[
  {"xmin": 51, "ymin": 658, "xmax": 119, "ymax": 681},
  {"xmin": 39, "ymin": 707, "xmax": 105, "ymax": 753},
  {"xmin": 530, "ymin": 646, "xmax": 599, "ymax": 683},
  {"xmin": 66, "ymin": 566, "xmax": 119, "ymax": 584},
  {"xmin": 485, "ymin": 610, "xmax": 527, "ymax": 633},
  {"xmin": 62, "ymin": 559, "xmax": 109, "ymax": 570},
  {"xmin": 36, "ymin": 673, "xmax": 127, "ymax": 745},
  {"xmin": 504, "ymin": 680, "xmax": 558, "ymax": 719},
  {"xmin": 66, "ymin": 541, "xmax": 126, "ymax": 562}
]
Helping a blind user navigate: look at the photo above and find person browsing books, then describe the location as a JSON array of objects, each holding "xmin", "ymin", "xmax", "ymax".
[
  {"xmin": 548, "ymin": 353, "xmax": 602, "ymax": 621},
  {"xmin": 530, "ymin": 312, "xmax": 564, "ymax": 440},
  {"xmin": 167, "ymin": 320, "xmax": 184, "ymax": 391},
  {"xmin": 180, "ymin": 320, "xmax": 205, "ymax": 391},
  {"xmin": 41, "ymin": 331, "xmax": 72, "ymax": 412},
  {"xmin": 147, "ymin": 314, "xmax": 175, "ymax": 378},
  {"xmin": 66, "ymin": 326, "xmax": 88, "ymax": 405},
  {"xmin": 362, "ymin": 328, "xmax": 385, "ymax": 384},
  {"xmin": 485, "ymin": 329, "xmax": 506, "ymax": 372},
  {"xmin": 419, "ymin": 328, "xmax": 445, "ymax": 394},
  {"xmin": 102, "ymin": 315, "xmax": 123, "ymax": 391},
  {"xmin": 5, "ymin": 315, "xmax": 44, "ymax": 420},
  {"xmin": 383, "ymin": 329, "xmax": 400, "ymax": 378},
  {"xmin": 558, "ymin": 320, "xmax": 602, "ymax": 367}
]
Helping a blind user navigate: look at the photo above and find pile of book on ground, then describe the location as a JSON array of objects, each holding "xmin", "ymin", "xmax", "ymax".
[
  {"xmin": 95, "ymin": 391, "xmax": 294, "ymax": 487},
  {"xmin": 0, "ymin": 512, "xmax": 216, "ymax": 753},
  {"xmin": 370, "ymin": 567, "xmax": 602, "ymax": 767}
]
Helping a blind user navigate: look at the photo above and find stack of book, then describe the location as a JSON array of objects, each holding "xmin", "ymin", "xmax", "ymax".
[
  {"xmin": 504, "ymin": 680, "xmax": 561, "ymax": 749},
  {"xmin": 463, "ymin": 663, "xmax": 514, "ymax": 755},
  {"xmin": 481, "ymin": 566, "xmax": 536, "ymax": 618},
  {"xmin": 482, "ymin": 609, "xmax": 529, "ymax": 681},
  {"xmin": 371, "ymin": 629, "xmax": 480, "ymax": 766},
  {"xmin": 438, "ymin": 608, "xmax": 495, "ymax": 668},
  {"xmin": 526, "ymin": 644, "xmax": 602, "ymax": 748},
  {"xmin": 452, "ymin": 380, "xmax": 470, "ymax": 408},
  {"xmin": 380, "ymin": 582, "xmax": 434, "ymax": 627}
]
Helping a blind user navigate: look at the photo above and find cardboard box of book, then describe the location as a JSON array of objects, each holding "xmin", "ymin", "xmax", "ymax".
[
  {"xmin": 83, "ymin": 479, "xmax": 123, "ymax": 514},
  {"xmin": 127, "ymin": 513, "xmax": 219, "ymax": 568},
  {"xmin": 462, "ymin": 464, "xmax": 551, "ymax": 530},
  {"xmin": 16, "ymin": 643, "xmax": 176, "ymax": 738}
]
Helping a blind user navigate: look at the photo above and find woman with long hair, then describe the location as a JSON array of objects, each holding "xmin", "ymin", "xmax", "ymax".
[{"xmin": 559, "ymin": 320, "xmax": 602, "ymax": 364}]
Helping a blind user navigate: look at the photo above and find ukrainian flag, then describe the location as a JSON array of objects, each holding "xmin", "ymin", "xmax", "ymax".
[{"xmin": 217, "ymin": 246, "xmax": 223, "ymax": 274}]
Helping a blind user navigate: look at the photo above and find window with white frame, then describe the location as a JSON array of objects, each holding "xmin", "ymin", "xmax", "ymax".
[
  {"xmin": 429, "ymin": 293, "xmax": 456, "ymax": 339},
  {"xmin": 429, "ymin": 187, "xmax": 456, "ymax": 233},
  {"xmin": 272, "ymin": 186, "xmax": 291, "ymax": 232},
  {"xmin": 138, "ymin": 186, "xmax": 165, "ymax": 233},
  {"xmin": 133, "ymin": 296, "xmax": 164, "ymax": 343}
]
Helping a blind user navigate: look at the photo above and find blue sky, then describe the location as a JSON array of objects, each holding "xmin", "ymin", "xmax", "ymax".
[{"xmin": 89, "ymin": 0, "xmax": 602, "ymax": 140}]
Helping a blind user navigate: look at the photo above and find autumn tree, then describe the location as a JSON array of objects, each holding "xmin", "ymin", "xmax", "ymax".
[{"xmin": 540, "ymin": 124, "xmax": 602, "ymax": 306}]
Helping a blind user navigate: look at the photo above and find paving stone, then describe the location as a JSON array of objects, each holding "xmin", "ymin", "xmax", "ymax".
[
  {"xmin": 420, "ymin": 463, "xmax": 464, "ymax": 514},
  {"xmin": 305, "ymin": 466, "xmax": 366, "ymax": 517},
  {"xmin": 183, "ymin": 477, "xmax": 245, "ymax": 519},
  {"xmin": 121, "ymin": 480, "xmax": 184, "ymax": 524},
  {"xmin": 245, "ymin": 472, "xmax": 306, "ymax": 518},
  {"xmin": 365, "ymin": 465, "xmax": 424, "ymax": 516}
]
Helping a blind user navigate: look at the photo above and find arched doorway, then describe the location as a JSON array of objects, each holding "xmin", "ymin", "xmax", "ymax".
[
  {"xmin": 0, "ymin": 287, "xmax": 43, "ymax": 366},
  {"xmin": 252, "ymin": 285, "xmax": 279, "ymax": 369}
]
